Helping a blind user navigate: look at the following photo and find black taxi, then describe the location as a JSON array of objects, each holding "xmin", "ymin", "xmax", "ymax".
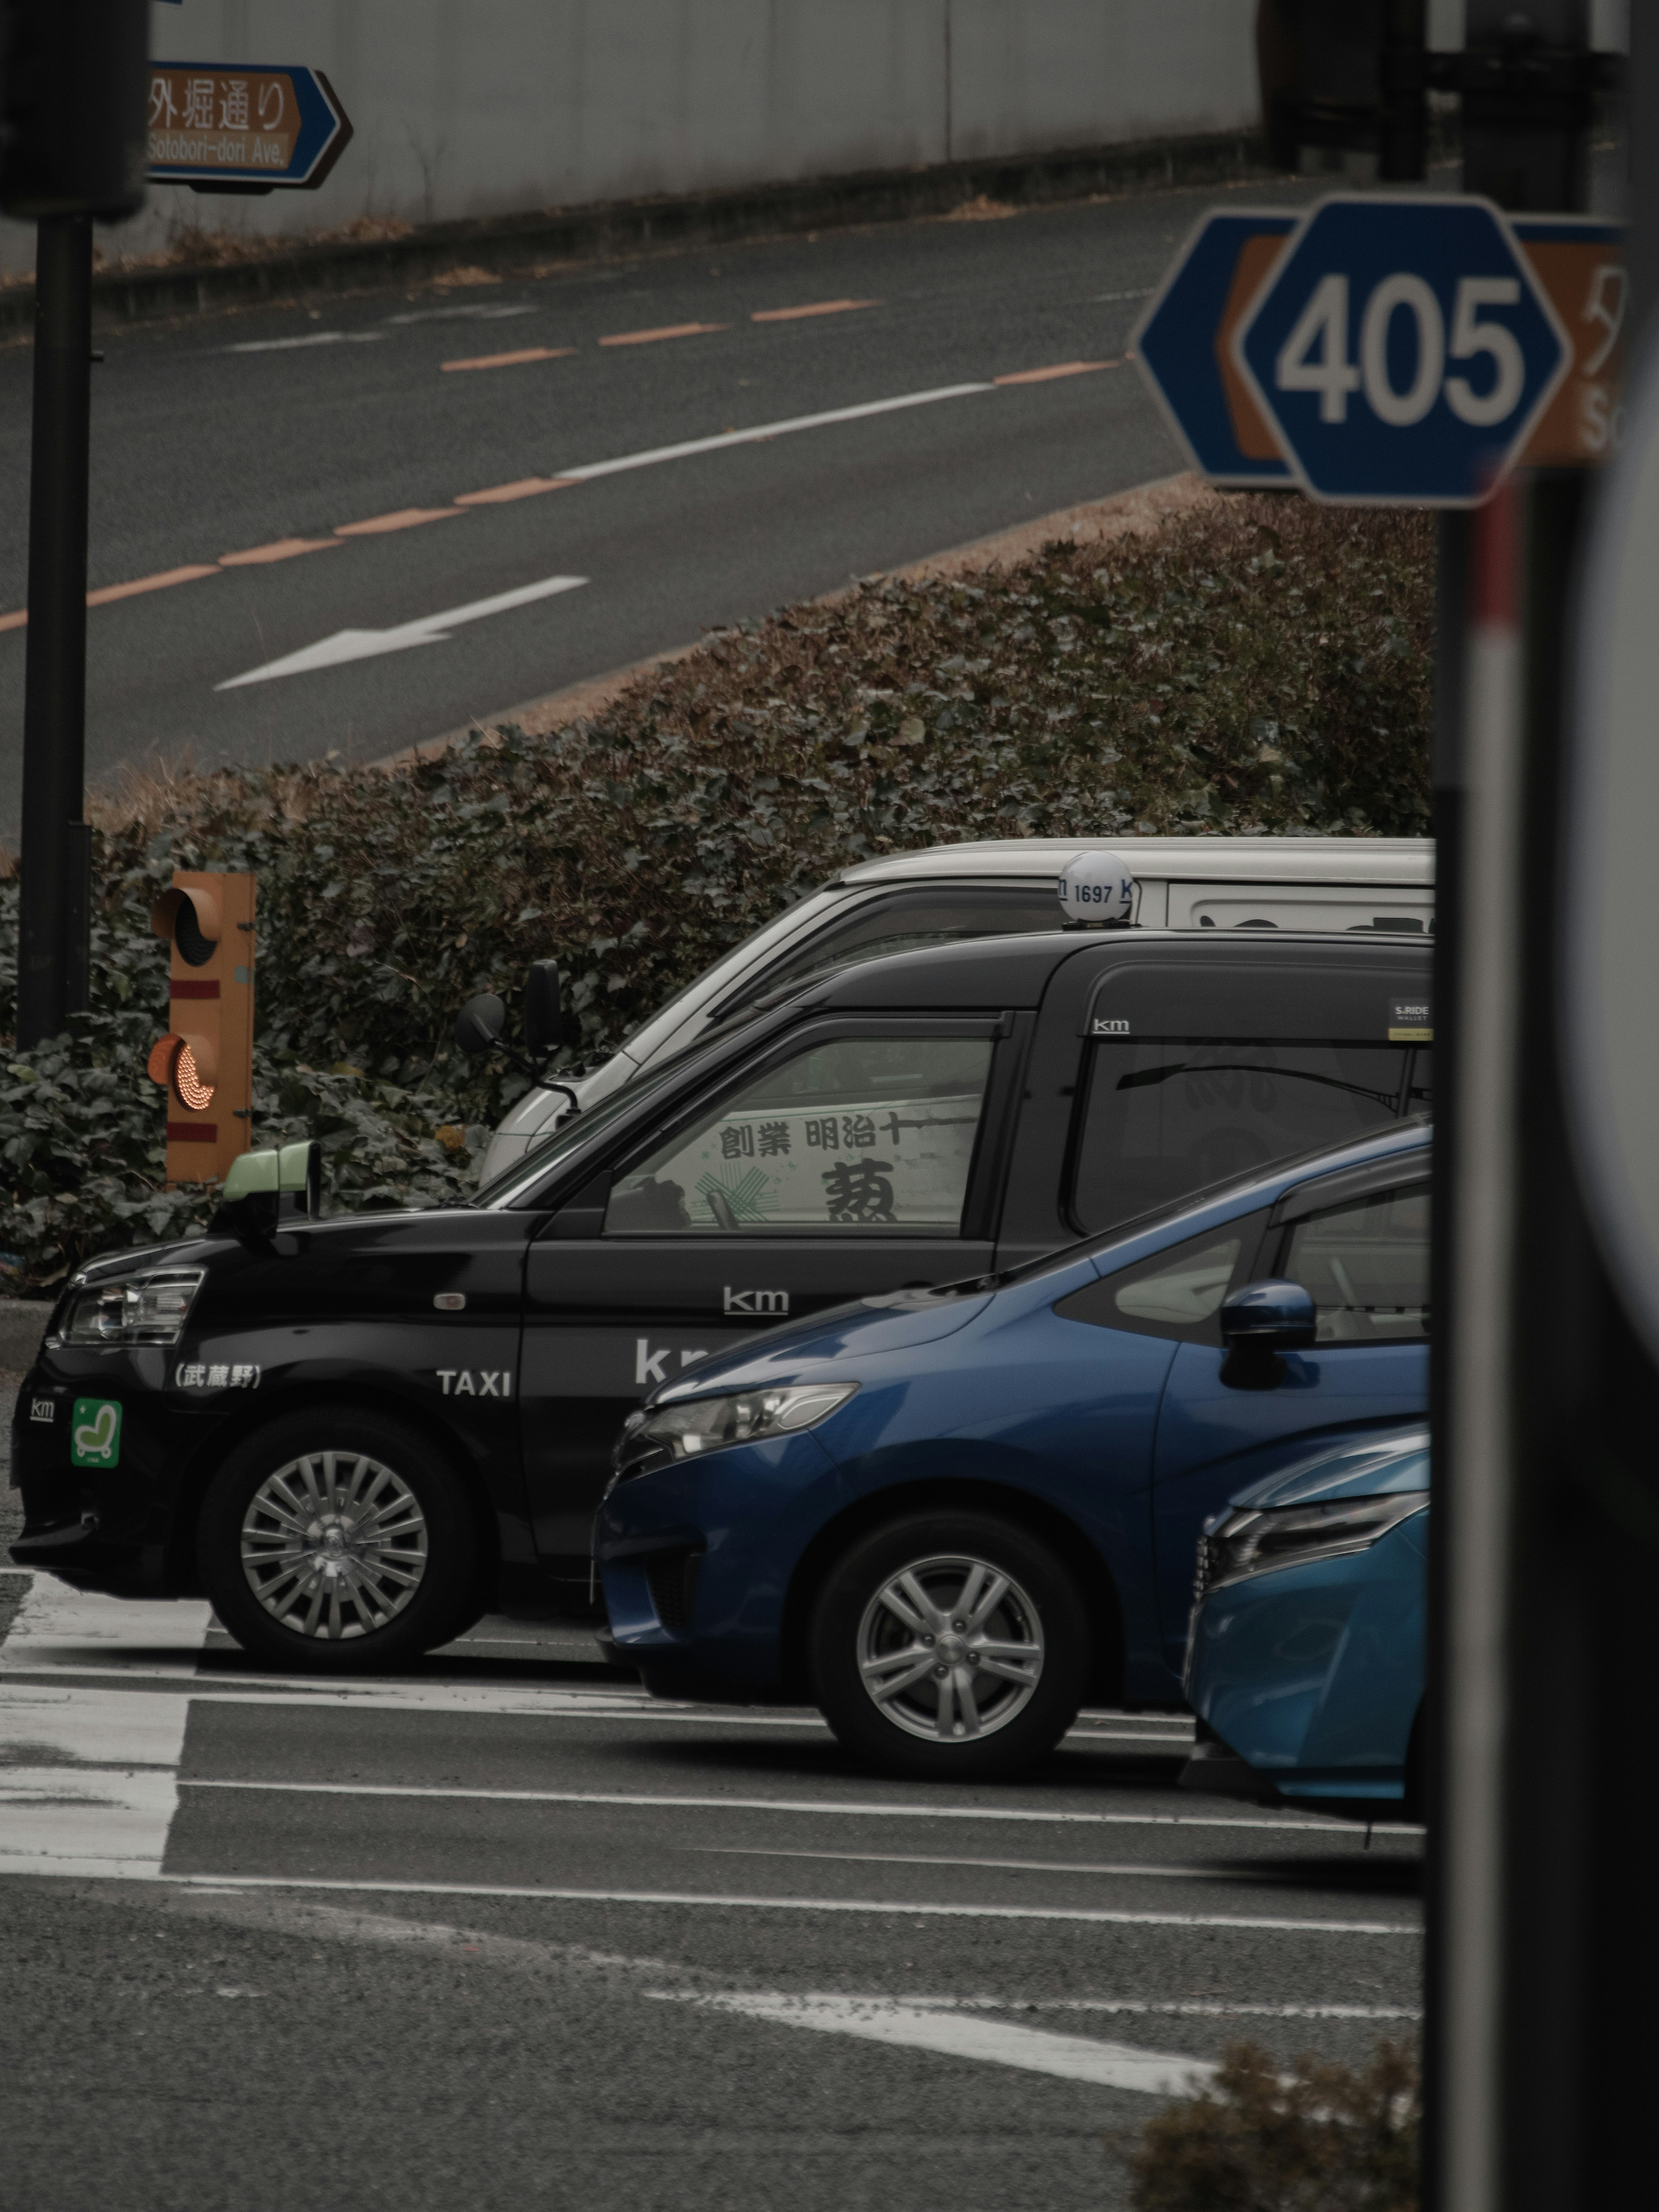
[{"xmin": 10, "ymin": 923, "xmax": 1432, "ymax": 1671}]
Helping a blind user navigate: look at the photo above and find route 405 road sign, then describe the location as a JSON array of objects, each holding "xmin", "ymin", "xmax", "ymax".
[{"xmin": 1134, "ymin": 194, "xmax": 1618, "ymax": 507}]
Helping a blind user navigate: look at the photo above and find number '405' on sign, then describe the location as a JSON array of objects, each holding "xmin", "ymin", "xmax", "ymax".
[{"xmin": 1232, "ymin": 194, "xmax": 1573, "ymax": 506}]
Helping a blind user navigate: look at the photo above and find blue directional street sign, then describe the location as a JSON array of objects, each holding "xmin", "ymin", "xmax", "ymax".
[
  {"xmin": 148, "ymin": 64, "xmax": 353, "ymax": 192},
  {"xmin": 1131, "ymin": 210, "xmax": 1297, "ymax": 486},
  {"xmin": 1233, "ymin": 194, "xmax": 1571, "ymax": 506}
]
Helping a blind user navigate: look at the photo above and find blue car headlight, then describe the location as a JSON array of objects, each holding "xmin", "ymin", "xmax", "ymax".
[
  {"xmin": 1197, "ymin": 1491, "xmax": 1428, "ymax": 1597},
  {"xmin": 612, "ymin": 1382, "xmax": 858, "ymax": 1483}
]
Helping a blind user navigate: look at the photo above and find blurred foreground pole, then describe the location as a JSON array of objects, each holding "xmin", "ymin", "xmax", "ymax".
[
  {"xmin": 1433, "ymin": 3, "xmax": 1655, "ymax": 2208},
  {"xmin": 0, "ymin": 0, "xmax": 148, "ymax": 1045}
]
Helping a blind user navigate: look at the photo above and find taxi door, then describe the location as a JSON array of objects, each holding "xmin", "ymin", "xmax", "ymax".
[
  {"xmin": 519, "ymin": 1015, "xmax": 1020, "ymax": 1580},
  {"xmin": 1148, "ymin": 1165, "xmax": 1431, "ymax": 1680}
]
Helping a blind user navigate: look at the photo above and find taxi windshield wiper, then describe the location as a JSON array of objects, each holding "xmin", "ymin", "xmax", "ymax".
[{"xmin": 1116, "ymin": 1060, "xmax": 1405, "ymax": 1112}]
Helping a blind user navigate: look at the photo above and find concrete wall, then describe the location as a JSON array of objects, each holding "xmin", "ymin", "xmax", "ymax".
[{"xmin": 0, "ymin": 0, "xmax": 1257, "ymax": 272}]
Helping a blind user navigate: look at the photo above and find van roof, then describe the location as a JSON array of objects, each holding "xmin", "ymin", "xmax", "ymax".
[{"xmin": 833, "ymin": 834, "xmax": 1434, "ymax": 892}]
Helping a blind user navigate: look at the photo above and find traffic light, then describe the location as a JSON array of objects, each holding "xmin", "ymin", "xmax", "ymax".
[
  {"xmin": 147, "ymin": 870, "xmax": 256, "ymax": 1185},
  {"xmin": 0, "ymin": 0, "xmax": 149, "ymax": 220}
]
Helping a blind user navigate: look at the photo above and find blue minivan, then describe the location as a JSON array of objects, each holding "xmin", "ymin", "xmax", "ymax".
[{"xmin": 599, "ymin": 1123, "xmax": 1430, "ymax": 1778}]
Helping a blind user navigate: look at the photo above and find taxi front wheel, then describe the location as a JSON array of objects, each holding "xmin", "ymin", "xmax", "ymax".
[
  {"xmin": 198, "ymin": 1412, "xmax": 479, "ymax": 1672},
  {"xmin": 809, "ymin": 1510, "xmax": 1089, "ymax": 1781}
]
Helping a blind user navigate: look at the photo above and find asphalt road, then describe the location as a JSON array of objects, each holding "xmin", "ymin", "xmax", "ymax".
[
  {"xmin": 0, "ymin": 179, "xmax": 1321, "ymax": 839},
  {"xmin": 0, "ymin": 1569, "xmax": 1422, "ymax": 2211}
]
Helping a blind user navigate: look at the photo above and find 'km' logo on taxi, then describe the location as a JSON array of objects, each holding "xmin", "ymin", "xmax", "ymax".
[{"xmin": 723, "ymin": 1286, "xmax": 790, "ymax": 1316}]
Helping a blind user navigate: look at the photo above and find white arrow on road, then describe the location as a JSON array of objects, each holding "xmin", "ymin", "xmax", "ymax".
[{"xmin": 216, "ymin": 572, "xmax": 589, "ymax": 689}]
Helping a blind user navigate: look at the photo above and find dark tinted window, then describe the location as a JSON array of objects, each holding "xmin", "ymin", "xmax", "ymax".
[
  {"xmin": 739, "ymin": 887, "xmax": 1062, "ymax": 1010},
  {"xmin": 1073, "ymin": 1041, "xmax": 1430, "ymax": 1235}
]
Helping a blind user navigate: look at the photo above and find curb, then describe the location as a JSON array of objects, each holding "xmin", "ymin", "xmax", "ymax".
[{"xmin": 0, "ymin": 127, "xmax": 1270, "ymax": 338}]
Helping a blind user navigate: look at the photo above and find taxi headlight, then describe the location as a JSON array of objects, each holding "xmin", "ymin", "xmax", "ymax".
[
  {"xmin": 1196, "ymin": 1491, "xmax": 1428, "ymax": 1597},
  {"xmin": 613, "ymin": 1382, "xmax": 858, "ymax": 1481},
  {"xmin": 58, "ymin": 1268, "xmax": 207, "ymax": 1349}
]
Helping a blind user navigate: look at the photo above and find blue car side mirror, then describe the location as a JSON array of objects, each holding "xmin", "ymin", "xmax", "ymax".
[{"xmin": 1219, "ymin": 1278, "xmax": 1317, "ymax": 1353}]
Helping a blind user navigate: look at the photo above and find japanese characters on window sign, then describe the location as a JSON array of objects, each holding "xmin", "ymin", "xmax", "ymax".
[
  {"xmin": 611, "ymin": 1091, "xmax": 987, "ymax": 1231},
  {"xmin": 147, "ymin": 65, "xmax": 352, "ymax": 190}
]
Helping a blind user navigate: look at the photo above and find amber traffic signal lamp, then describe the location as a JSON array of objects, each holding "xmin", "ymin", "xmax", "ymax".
[{"xmin": 147, "ymin": 870, "xmax": 255, "ymax": 1184}]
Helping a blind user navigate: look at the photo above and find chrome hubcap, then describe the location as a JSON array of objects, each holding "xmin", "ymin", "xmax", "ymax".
[
  {"xmin": 855, "ymin": 1552, "xmax": 1045, "ymax": 1742},
  {"xmin": 240, "ymin": 1449, "xmax": 429, "ymax": 1640}
]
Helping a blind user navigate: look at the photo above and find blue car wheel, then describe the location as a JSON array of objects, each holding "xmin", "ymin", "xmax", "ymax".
[{"xmin": 809, "ymin": 1510, "xmax": 1090, "ymax": 1781}]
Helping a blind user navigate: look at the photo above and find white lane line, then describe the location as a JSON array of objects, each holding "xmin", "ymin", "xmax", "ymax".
[
  {"xmin": 655, "ymin": 1989, "xmax": 1214, "ymax": 2094},
  {"xmin": 386, "ymin": 304, "xmax": 537, "ymax": 326},
  {"xmin": 553, "ymin": 381, "xmax": 993, "ymax": 485},
  {"xmin": 950, "ymin": 1997, "xmax": 1421, "ymax": 2019},
  {"xmin": 693, "ymin": 1846, "xmax": 1380, "ymax": 1888},
  {"xmin": 223, "ymin": 330, "xmax": 387, "ymax": 353},
  {"xmin": 216, "ymin": 572, "xmax": 589, "ymax": 688},
  {"xmin": 0, "ymin": 1574, "xmax": 212, "ymax": 1677},
  {"xmin": 178, "ymin": 1780, "xmax": 1354, "ymax": 1834},
  {"xmin": 161, "ymin": 1873, "xmax": 1418, "ymax": 1934}
]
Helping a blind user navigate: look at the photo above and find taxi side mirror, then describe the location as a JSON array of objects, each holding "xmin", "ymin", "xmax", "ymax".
[
  {"xmin": 455, "ymin": 993, "xmax": 508, "ymax": 1058},
  {"xmin": 522, "ymin": 960, "xmax": 563, "ymax": 1057},
  {"xmin": 210, "ymin": 1140, "xmax": 324, "ymax": 1237}
]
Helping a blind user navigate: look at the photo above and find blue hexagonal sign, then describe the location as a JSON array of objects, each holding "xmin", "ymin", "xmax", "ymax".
[{"xmin": 1233, "ymin": 194, "xmax": 1572, "ymax": 505}]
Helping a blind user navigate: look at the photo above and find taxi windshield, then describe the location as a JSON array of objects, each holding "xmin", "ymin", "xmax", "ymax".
[{"xmin": 470, "ymin": 1062, "xmax": 686, "ymax": 1208}]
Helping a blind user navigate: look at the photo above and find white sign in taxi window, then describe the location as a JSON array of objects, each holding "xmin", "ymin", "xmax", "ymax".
[{"xmin": 607, "ymin": 1037, "xmax": 992, "ymax": 1234}]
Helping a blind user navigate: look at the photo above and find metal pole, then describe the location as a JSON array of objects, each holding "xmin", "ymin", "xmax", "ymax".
[{"xmin": 16, "ymin": 213, "xmax": 93, "ymax": 1049}]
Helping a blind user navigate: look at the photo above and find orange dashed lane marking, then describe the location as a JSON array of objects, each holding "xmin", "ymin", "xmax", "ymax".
[
  {"xmin": 442, "ymin": 346, "xmax": 577, "ymax": 373},
  {"xmin": 333, "ymin": 508, "xmax": 465, "ymax": 536},
  {"xmin": 219, "ymin": 538, "xmax": 341, "ymax": 566},
  {"xmin": 751, "ymin": 299, "xmax": 880, "ymax": 322},
  {"xmin": 0, "ymin": 358, "xmax": 1122, "ymax": 631},
  {"xmin": 453, "ymin": 478, "xmax": 580, "ymax": 505},
  {"xmin": 994, "ymin": 359, "xmax": 1121, "ymax": 385},
  {"xmin": 86, "ymin": 564, "xmax": 220, "ymax": 606},
  {"xmin": 598, "ymin": 322, "xmax": 728, "ymax": 346}
]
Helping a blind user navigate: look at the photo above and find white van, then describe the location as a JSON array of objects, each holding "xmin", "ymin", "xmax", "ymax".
[{"xmin": 479, "ymin": 833, "xmax": 1433, "ymax": 1180}]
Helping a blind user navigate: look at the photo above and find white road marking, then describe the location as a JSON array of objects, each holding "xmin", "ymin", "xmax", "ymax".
[
  {"xmin": 223, "ymin": 330, "xmax": 387, "ymax": 353},
  {"xmin": 695, "ymin": 1845, "xmax": 1340, "ymax": 1885},
  {"xmin": 161, "ymin": 1873, "xmax": 1418, "ymax": 1934},
  {"xmin": 0, "ymin": 1767, "xmax": 184, "ymax": 1880},
  {"xmin": 178, "ymin": 1780, "xmax": 1357, "ymax": 1834},
  {"xmin": 0, "ymin": 1574, "xmax": 211, "ymax": 1676},
  {"xmin": 553, "ymin": 381, "xmax": 993, "ymax": 486},
  {"xmin": 216, "ymin": 572, "xmax": 589, "ymax": 688},
  {"xmin": 386, "ymin": 304, "xmax": 537, "ymax": 325},
  {"xmin": 657, "ymin": 1988, "xmax": 1215, "ymax": 2093},
  {"xmin": 950, "ymin": 1997, "xmax": 1421, "ymax": 2020},
  {"xmin": 0, "ymin": 1685, "xmax": 195, "ymax": 1767}
]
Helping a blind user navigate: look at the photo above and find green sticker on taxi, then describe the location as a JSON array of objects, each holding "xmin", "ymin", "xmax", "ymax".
[{"xmin": 71, "ymin": 1398, "xmax": 122, "ymax": 1469}]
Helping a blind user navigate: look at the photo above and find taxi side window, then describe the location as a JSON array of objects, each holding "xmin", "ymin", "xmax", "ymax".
[
  {"xmin": 604, "ymin": 1034, "xmax": 995, "ymax": 1236},
  {"xmin": 1052, "ymin": 1217, "xmax": 1264, "ymax": 1345},
  {"xmin": 1274, "ymin": 1184, "xmax": 1430, "ymax": 1343},
  {"xmin": 1070, "ymin": 1039, "xmax": 1431, "ymax": 1237}
]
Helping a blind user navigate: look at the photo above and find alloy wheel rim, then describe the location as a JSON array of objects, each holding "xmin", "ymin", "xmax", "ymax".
[
  {"xmin": 855, "ymin": 1552, "xmax": 1045, "ymax": 1742},
  {"xmin": 240, "ymin": 1449, "xmax": 429, "ymax": 1640}
]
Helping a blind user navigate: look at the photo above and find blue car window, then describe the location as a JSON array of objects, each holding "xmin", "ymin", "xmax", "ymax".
[
  {"xmin": 1276, "ymin": 1185, "xmax": 1431, "ymax": 1343},
  {"xmin": 1070, "ymin": 1039, "xmax": 1430, "ymax": 1236},
  {"xmin": 604, "ymin": 1034, "xmax": 995, "ymax": 1235},
  {"xmin": 1054, "ymin": 1214, "xmax": 1267, "ymax": 1344}
]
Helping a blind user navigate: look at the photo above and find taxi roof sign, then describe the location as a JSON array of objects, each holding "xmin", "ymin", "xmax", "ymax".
[
  {"xmin": 148, "ymin": 64, "xmax": 353, "ymax": 191},
  {"xmin": 1057, "ymin": 850, "xmax": 1134, "ymax": 925}
]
